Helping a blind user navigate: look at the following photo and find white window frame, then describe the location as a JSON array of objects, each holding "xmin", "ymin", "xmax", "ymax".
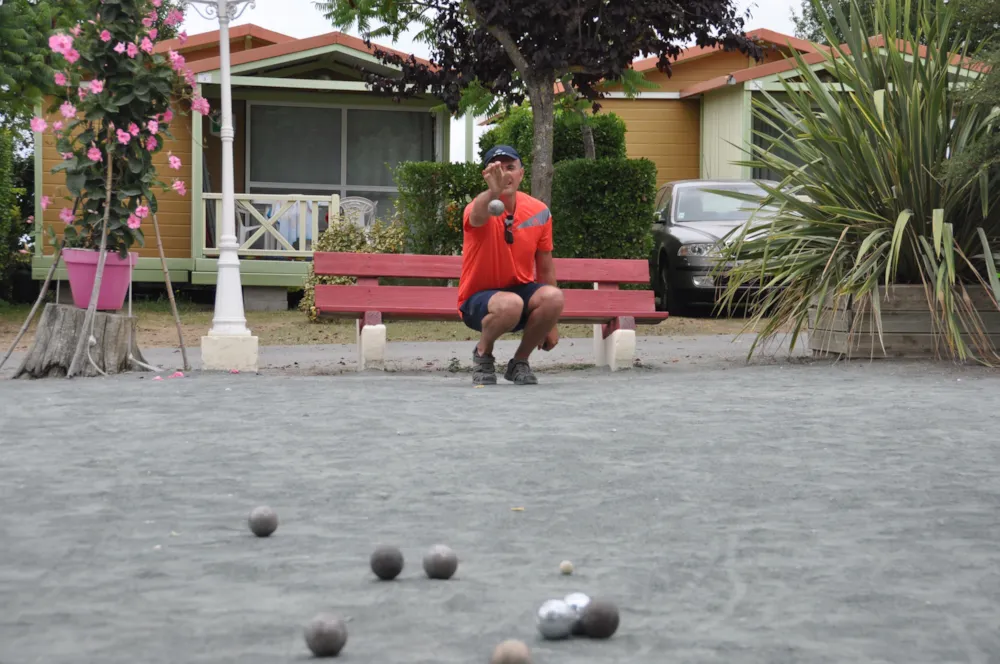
[{"xmin": 244, "ymin": 99, "xmax": 439, "ymax": 198}]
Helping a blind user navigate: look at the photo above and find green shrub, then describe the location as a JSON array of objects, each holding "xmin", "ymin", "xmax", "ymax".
[
  {"xmin": 479, "ymin": 106, "xmax": 627, "ymax": 166},
  {"xmin": 393, "ymin": 160, "xmax": 529, "ymax": 256},
  {"xmin": 299, "ymin": 215, "xmax": 406, "ymax": 322},
  {"xmin": 0, "ymin": 129, "xmax": 15, "ymax": 301},
  {"xmin": 550, "ymin": 157, "xmax": 657, "ymax": 263}
]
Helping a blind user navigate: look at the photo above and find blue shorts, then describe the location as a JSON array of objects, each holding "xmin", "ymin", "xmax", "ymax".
[{"xmin": 459, "ymin": 281, "xmax": 546, "ymax": 333}]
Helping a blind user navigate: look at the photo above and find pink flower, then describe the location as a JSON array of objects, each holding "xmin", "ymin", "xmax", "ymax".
[
  {"xmin": 168, "ymin": 50, "xmax": 185, "ymax": 71},
  {"xmin": 77, "ymin": 86, "xmax": 88, "ymax": 100},
  {"xmin": 89, "ymin": 79, "xmax": 104, "ymax": 94},
  {"xmin": 41, "ymin": 196, "xmax": 51, "ymax": 211},
  {"xmin": 30, "ymin": 116, "xmax": 47, "ymax": 133},
  {"xmin": 59, "ymin": 208, "xmax": 75, "ymax": 224},
  {"xmin": 162, "ymin": 109, "xmax": 173, "ymax": 123},
  {"xmin": 70, "ymin": 25, "xmax": 81, "ymax": 37},
  {"xmin": 149, "ymin": 29, "xmax": 158, "ymax": 40},
  {"xmin": 178, "ymin": 31, "xmax": 188, "ymax": 45},
  {"xmin": 62, "ymin": 152, "xmax": 73, "ymax": 160},
  {"xmin": 165, "ymin": 8, "xmax": 183, "ymax": 27},
  {"xmin": 49, "ymin": 34, "xmax": 73, "ymax": 55},
  {"xmin": 140, "ymin": 37, "xmax": 154, "ymax": 54},
  {"xmin": 152, "ymin": 0, "xmax": 162, "ymax": 6},
  {"xmin": 87, "ymin": 146, "xmax": 103, "ymax": 162},
  {"xmin": 53, "ymin": 121, "xmax": 63, "ymax": 131},
  {"xmin": 63, "ymin": 49, "xmax": 80, "ymax": 64},
  {"xmin": 126, "ymin": 42, "xmax": 138, "ymax": 58},
  {"xmin": 168, "ymin": 154, "xmax": 181, "ymax": 170},
  {"xmin": 190, "ymin": 96, "xmax": 210, "ymax": 115},
  {"xmin": 25, "ymin": 216, "xmax": 34, "ymax": 224},
  {"xmin": 146, "ymin": 136, "xmax": 158, "ymax": 151},
  {"xmin": 147, "ymin": 119, "xmax": 159, "ymax": 134},
  {"xmin": 100, "ymin": 30, "xmax": 111, "ymax": 42},
  {"xmin": 135, "ymin": 205, "xmax": 149, "ymax": 219},
  {"xmin": 54, "ymin": 72, "xmax": 67, "ymax": 86},
  {"xmin": 60, "ymin": 101, "xmax": 76, "ymax": 119},
  {"xmin": 184, "ymin": 69, "xmax": 196, "ymax": 86},
  {"xmin": 128, "ymin": 122, "xmax": 140, "ymax": 136},
  {"xmin": 127, "ymin": 214, "xmax": 141, "ymax": 230},
  {"xmin": 114, "ymin": 42, "xmax": 126, "ymax": 54},
  {"xmin": 116, "ymin": 129, "xmax": 131, "ymax": 145},
  {"xmin": 172, "ymin": 180, "xmax": 187, "ymax": 197}
]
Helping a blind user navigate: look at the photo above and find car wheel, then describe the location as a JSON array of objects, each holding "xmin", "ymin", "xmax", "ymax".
[{"xmin": 658, "ymin": 261, "xmax": 689, "ymax": 315}]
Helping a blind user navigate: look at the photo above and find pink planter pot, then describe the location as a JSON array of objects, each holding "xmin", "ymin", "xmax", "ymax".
[{"xmin": 62, "ymin": 248, "xmax": 138, "ymax": 311}]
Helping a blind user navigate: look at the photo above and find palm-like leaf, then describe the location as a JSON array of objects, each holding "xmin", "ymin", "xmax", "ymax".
[{"xmin": 715, "ymin": 0, "xmax": 1000, "ymax": 363}]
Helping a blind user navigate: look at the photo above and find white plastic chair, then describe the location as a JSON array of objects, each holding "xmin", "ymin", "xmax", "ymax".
[{"xmin": 339, "ymin": 196, "xmax": 378, "ymax": 227}]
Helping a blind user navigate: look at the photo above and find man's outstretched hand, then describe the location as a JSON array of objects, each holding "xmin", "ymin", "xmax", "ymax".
[
  {"xmin": 482, "ymin": 161, "xmax": 505, "ymax": 197},
  {"xmin": 539, "ymin": 326, "xmax": 559, "ymax": 351}
]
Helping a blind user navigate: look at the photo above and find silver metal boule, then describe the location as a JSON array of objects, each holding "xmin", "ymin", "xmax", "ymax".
[
  {"xmin": 536, "ymin": 599, "xmax": 575, "ymax": 640},
  {"xmin": 488, "ymin": 199, "xmax": 505, "ymax": 216},
  {"xmin": 564, "ymin": 592, "xmax": 591, "ymax": 634}
]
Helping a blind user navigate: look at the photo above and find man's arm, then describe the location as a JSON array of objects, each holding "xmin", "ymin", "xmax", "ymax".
[
  {"xmin": 468, "ymin": 162, "xmax": 505, "ymax": 227},
  {"xmin": 535, "ymin": 249, "xmax": 557, "ymax": 286},
  {"xmin": 467, "ymin": 189, "xmax": 500, "ymax": 228}
]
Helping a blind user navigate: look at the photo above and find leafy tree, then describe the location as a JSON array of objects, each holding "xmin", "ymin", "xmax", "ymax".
[
  {"xmin": 0, "ymin": 0, "xmax": 89, "ymax": 129},
  {"xmin": 316, "ymin": 0, "xmax": 761, "ymax": 204},
  {"xmin": 944, "ymin": 0, "xmax": 1000, "ymax": 183},
  {"xmin": 791, "ymin": 0, "xmax": 997, "ymax": 47}
]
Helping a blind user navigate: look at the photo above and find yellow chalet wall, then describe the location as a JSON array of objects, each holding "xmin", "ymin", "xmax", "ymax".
[
  {"xmin": 36, "ymin": 97, "xmax": 194, "ymax": 261},
  {"xmin": 593, "ymin": 98, "xmax": 701, "ymax": 187}
]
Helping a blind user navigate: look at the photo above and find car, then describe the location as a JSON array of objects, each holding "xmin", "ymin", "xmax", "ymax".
[{"xmin": 648, "ymin": 178, "xmax": 779, "ymax": 314}]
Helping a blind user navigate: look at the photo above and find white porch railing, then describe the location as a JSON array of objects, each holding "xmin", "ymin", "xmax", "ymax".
[{"xmin": 202, "ymin": 193, "xmax": 341, "ymax": 258}]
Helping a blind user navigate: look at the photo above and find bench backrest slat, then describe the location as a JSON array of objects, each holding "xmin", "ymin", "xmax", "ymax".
[{"xmin": 313, "ymin": 252, "xmax": 651, "ymax": 284}]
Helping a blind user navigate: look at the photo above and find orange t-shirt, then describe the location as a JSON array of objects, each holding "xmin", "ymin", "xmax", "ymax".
[{"xmin": 457, "ymin": 191, "xmax": 554, "ymax": 309}]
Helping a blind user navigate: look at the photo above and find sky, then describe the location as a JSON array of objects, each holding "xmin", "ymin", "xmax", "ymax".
[{"xmin": 181, "ymin": 0, "xmax": 803, "ymax": 162}]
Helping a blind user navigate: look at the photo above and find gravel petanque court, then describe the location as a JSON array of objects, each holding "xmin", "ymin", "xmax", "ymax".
[{"xmin": 2, "ymin": 361, "xmax": 1000, "ymax": 663}]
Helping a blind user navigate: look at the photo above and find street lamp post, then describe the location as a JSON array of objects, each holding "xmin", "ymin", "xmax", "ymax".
[{"xmin": 182, "ymin": 0, "xmax": 259, "ymax": 372}]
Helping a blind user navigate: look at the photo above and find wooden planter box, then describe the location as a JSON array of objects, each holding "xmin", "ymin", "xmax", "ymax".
[{"xmin": 808, "ymin": 285, "xmax": 1000, "ymax": 359}]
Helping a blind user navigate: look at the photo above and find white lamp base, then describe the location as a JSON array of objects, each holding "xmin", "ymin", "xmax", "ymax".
[{"xmin": 201, "ymin": 334, "xmax": 259, "ymax": 372}]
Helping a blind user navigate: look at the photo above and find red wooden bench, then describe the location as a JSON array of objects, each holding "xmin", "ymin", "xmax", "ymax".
[{"xmin": 312, "ymin": 252, "xmax": 669, "ymax": 371}]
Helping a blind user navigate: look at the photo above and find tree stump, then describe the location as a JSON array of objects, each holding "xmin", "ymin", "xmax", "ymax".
[{"xmin": 14, "ymin": 303, "xmax": 150, "ymax": 379}]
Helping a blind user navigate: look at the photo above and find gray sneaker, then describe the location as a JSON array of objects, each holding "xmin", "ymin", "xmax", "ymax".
[
  {"xmin": 472, "ymin": 346, "xmax": 497, "ymax": 385},
  {"xmin": 504, "ymin": 358, "xmax": 538, "ymax": 385}
]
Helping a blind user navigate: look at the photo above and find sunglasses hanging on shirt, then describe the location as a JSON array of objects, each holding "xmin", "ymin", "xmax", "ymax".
[{"xmin": 504, "ymin": 213, "xmax": 514, "ymax": 244}]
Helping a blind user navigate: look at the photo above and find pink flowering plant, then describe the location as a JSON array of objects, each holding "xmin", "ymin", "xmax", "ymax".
[{"xmin": 38, "ymin": 0, "xmax": 207, "ymax": 259}]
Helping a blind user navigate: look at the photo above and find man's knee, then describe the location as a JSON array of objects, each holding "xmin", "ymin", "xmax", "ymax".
[
  {"xmin": 530, "ymin": 286, "xmax": 565, "ymax": 315},
  {"xmin": 488, "ymin": 292, "xmax": 526, "ymax": 327}
]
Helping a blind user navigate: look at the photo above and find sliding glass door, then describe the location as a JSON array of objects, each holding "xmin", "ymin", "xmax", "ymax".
[{"xmin": 246, "ymin": 102, "xmax": 436, "ymax": 222}]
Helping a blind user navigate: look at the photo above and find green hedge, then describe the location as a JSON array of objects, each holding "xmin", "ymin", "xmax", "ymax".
[
  {"xmin": 549, "ymin": 157, "xmax": 657, "ymax": 261},
  {"xmin": 393, "ymin": 157, "xmax": 656, "ymax": 266},
  {"xmin": 479, "ymin": 106, "xmax": 627, "ymax": 166},
  {"xmin": 0, "ymin": 130, "xmax": 15, "ymax": 301}
]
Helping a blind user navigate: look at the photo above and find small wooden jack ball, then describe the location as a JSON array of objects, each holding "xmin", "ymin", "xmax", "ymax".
[{"xmin": 490, "ymin": 639, "xmax": 532, "ymax": 664}]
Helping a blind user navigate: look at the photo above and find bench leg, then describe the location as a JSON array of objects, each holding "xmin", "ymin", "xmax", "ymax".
[
  {"xmin": 357, "ymin": 312, "xmax": 386, "ymax": 371},
  {"xmin": 594, "ymin": 316, "xmax": 636, "ymax": 371}
]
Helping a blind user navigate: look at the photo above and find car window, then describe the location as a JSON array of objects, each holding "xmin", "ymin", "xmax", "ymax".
[
  {"xmin": 654, "ymin": 186, "xmax": 672, "ymax": 220},
  {"xmin": 675, "ymin": 184, "xmax": 773, "ymax": 222}
]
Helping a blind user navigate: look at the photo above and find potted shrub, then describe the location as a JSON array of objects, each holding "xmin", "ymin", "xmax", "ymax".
[
  {"xmin": 34, "ymin": 0, "xmax": 205, "ymax": 310},
  {"xmin": 713, "ymin": 0, "xmax": 1000, "ymax": 363}
]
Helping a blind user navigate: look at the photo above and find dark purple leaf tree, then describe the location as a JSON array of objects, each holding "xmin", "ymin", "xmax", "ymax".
[{"xmin": 317, "ymin": 0, "xmax": 763, "ymax": 204}]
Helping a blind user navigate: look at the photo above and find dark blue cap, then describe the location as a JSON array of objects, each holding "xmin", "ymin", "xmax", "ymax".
[{"xmin": 482, "ymin": 144, "xmax": 521, "ymax": 167}]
